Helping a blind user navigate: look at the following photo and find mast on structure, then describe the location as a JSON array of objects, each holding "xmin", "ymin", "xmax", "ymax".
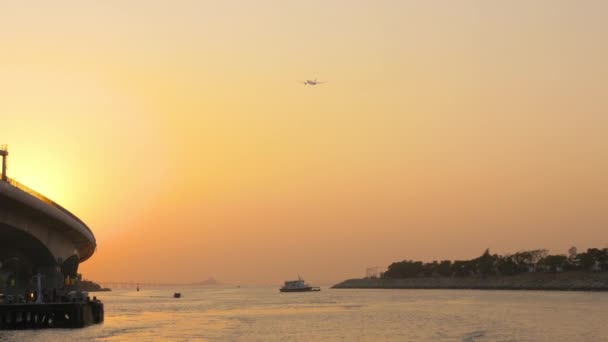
[{"xmin": 0, "ymin": 145, "xmax": 7, "ymax": 182}]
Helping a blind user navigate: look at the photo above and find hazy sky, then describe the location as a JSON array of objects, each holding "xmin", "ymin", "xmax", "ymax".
[{"xmin": 1, "ymin": 1, "xmax": 607, "ymax": 284}]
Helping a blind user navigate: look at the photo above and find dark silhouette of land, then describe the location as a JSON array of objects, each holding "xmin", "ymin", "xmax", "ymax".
[
  {"xmin": 79, "ymin": 278, "xmax": 111, "ymax": 292},
  {"xmin": 334, "ymin": 247, "xmax": 608, "ymax": 291},
  {"xmin": 190, "ymin": 277, "xmax": 221, "ymax": 286}
]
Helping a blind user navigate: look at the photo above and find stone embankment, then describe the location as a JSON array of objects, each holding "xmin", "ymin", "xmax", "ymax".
[{"xmin": 332, "ymin": 271, "xmax": 608, "ymax": 291}]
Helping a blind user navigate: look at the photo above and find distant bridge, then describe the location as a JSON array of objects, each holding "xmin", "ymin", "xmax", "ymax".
[
  {"xmin": 98, "ymin": 282, "xmax": 181, "ymax": 287},
  {"xmin": 96, "ymin": 282, "xmax": 211, "ymax": 288}
]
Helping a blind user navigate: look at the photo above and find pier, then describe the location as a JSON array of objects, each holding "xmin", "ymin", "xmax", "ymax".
[
  {"xmin": 0, "ymin": 147, "xmax": 103, "ymax": 329},
  {"xmin": 0, "ymin": 300, "xmax": 104, "ymax": 329}
]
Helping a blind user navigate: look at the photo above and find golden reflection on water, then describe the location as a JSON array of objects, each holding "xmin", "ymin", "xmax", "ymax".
[
  {"xmin": 99, "ymin": 301, "xmax": 350, "ymax": 341},
  {"xmin": 203, "ymin": 304, "xmax": 348, "ymax": 317},
  {"xmin": 2, "ymin": 286, "xmax": 608, "ymax": 341}
]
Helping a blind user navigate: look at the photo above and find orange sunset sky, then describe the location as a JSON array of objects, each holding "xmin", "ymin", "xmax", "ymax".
[{"xmin": 1, "ymin": 1, "xmax": 607, "ymax": 284}]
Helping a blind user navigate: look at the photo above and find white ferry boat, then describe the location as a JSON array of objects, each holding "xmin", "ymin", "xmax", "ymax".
[{"xmin": 280, "ymin": 276, "xmax": 320, "ymax": 292}]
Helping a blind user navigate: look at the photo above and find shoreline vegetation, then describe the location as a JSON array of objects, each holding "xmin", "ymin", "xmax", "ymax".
[
  {"xmin": 333, "ymin": 247, "xmax": 608, "ymax": 291},
  {"xmin": 333, "ymin": 271, "xmax": 608, "ymax": 291}
]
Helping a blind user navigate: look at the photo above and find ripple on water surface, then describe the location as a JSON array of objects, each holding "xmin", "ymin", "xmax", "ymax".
[{"xmin": 0, "ymin": 287, "xmax": 607, "ymax": 341}]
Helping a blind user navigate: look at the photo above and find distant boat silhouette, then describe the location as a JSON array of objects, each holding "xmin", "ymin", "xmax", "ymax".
[{"xmin": 280, "ymin": 276, "xmax": 320, "ymax": 292}]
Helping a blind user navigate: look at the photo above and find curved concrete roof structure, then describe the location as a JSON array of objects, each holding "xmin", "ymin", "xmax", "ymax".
[{"xmin": 0, "ymin": 178, "xmax": 96, "ymax": 263}]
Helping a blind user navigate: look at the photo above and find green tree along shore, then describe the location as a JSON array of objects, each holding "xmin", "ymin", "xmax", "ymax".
[
  {"xmin": 383, "ymin": 247, "xmax": 607, "ymax": 279},
  {"xmin": 333, "ymin": 247, "xmax": 608, "ymax": 291}
]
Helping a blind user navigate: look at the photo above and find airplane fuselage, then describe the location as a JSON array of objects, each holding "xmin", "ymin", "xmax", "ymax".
[{"xmin": 304, "ymin": 80, "xmax": 323, "ymax": 85}]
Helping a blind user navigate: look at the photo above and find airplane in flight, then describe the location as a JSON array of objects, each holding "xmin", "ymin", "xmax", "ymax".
[{"xmin": 300, "ymin": 78, "xmax": 327, "ymax": 86}]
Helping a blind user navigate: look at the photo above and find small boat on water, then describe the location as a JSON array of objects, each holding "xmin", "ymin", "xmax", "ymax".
[{"xmin": 280, "ymin": 276, "xmax": 320, "ymax": 292}]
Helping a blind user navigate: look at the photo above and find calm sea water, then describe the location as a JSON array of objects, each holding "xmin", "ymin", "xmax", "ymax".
[{"xmin": 1, "ymin": 286, "xmax": 607, "ymax": 341}]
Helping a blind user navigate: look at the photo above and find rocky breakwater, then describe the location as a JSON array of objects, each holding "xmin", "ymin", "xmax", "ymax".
[{"xmin": 333, "ymin": 271, "xmax": 608, "ymax": 291}]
